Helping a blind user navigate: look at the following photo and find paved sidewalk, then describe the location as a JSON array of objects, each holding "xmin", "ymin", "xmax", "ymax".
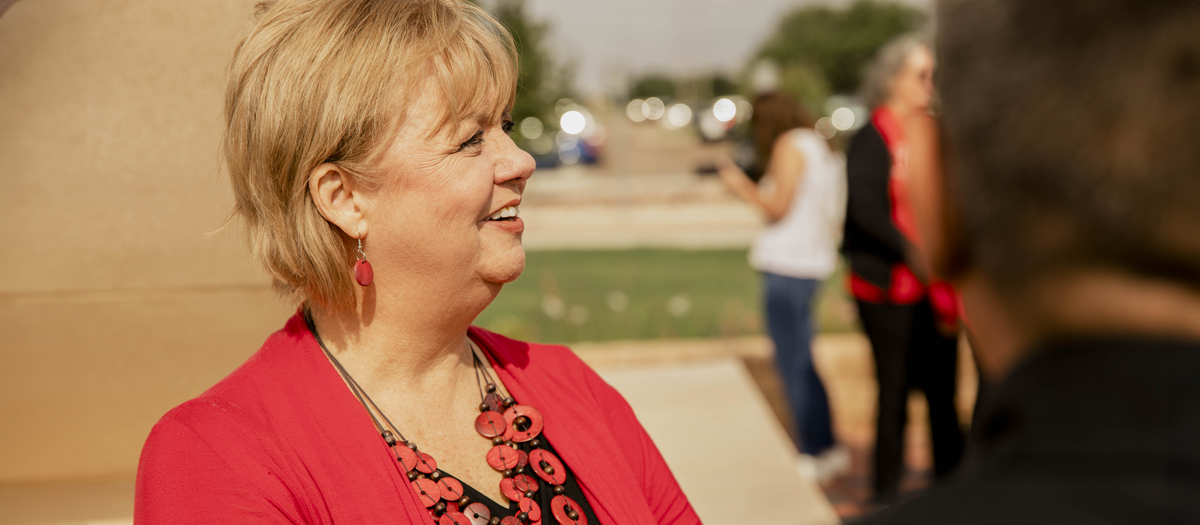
[
  {"xmin": 598, "ymin": 360, "xmax": 839, "ymax": 525},
  {"xmin": 578, "ymin": 333, "xmax": 979, "ymax": 520}
]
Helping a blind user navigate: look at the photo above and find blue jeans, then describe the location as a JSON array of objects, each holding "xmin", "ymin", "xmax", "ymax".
[{"xmin": 763, "ymin": 272, "xmax": 835, "ymax": 455}]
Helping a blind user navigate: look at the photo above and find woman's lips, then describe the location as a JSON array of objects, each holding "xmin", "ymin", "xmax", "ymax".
[{"xmin": 483, "ymin": 216, "xmax": 524, "ymax": 234}]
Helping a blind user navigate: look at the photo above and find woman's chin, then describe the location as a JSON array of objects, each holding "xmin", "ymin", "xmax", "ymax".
[
  {"xmin": 491, "ymin": 268, "xmax": 524, "ymax": 284},
  {"xmin": 478, "ymin": 247, "xmax": 526, "ymax": 285}
]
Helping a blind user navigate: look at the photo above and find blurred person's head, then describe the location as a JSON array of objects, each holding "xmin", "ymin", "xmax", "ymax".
[
  {"xmin": 904, "ymin": 0, "xmax": 1200, "ymax": 377},
  {"xmin": 225, "ymin": 0, "xmax": 533, "ymax": 314},
  {"xmin": 861, "ymin": 34, "xmax": 935, "ymax": 113},
  {"xmin": 751, "ymin": 91, "xmax": 815, "ymax": 169}
]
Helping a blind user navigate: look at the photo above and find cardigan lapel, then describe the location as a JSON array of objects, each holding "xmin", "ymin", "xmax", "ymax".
[
  {"xmin": 469, "ymin": 327, "xmax": 658, "ymax": 525},
  {"xmin": 278, "ymin": 312, "xmax": 434, "ymax": 524}
]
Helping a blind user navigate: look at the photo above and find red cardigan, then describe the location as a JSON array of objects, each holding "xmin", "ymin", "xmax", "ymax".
[{"xmin": 135, "ymin": 312, "xmax": 701, "ymax": 524}]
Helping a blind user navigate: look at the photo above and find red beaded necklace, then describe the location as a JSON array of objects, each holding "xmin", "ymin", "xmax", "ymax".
[{"xmin": 306, "ymin": 315, "xmax": 587, "ymax": 525}]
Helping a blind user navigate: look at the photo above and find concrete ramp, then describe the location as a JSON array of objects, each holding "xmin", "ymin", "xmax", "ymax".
[{"xmin": 597, "ymin": 359, "xmax": 839, "ymax": 525}]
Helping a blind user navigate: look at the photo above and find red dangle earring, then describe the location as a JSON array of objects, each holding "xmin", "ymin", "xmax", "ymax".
[{"xmin": 354, "ymin": 232, "xmax": 374, "ymax": 287}]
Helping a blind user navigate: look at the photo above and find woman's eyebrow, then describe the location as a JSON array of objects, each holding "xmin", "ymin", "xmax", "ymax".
[{"xmin": 473, "ymin": 106, "xmax": 512, "ymax": 126}]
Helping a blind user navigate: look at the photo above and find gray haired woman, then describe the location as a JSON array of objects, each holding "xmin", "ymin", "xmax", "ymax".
[{"xmin": 842, "ymin": 34, "xmax": 965, "ymax": 504}]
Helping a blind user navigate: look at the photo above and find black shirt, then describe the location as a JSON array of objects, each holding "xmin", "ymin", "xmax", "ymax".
[
  {"xmin": 843, "ymin": 121, "xmax": 909, "ymax": 290},
  {"xmin": 860, "ymin": 337, "xmax": 1200, "ymax": 524}
]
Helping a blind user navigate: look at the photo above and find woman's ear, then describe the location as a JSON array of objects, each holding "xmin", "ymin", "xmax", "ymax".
[
  {"xmin": 308, "ymin": 162, "xmax": 368, "ymax": 239},
  {"xmin": 905, "ymin": 114, "xmax": 970, "ymax": 280}
]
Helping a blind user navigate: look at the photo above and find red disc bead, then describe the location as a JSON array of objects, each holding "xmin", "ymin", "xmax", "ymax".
[
  {"xmin": 499, "ymin": 477, "xmax": 523, "ymax": 502},
  {"xmin": 463, "ymin": 503, "xmax": 491, "ymax": 525},
  {"xmin": 415, "ymin": 451, "xmax": 438, "ymax": 474},
  {"xmin": 520, "ymin": 497, "xmax": 542, "ymax": 522},
  {"xmin": 412, "ymin": 478, "xmax": 441, "ymax": 508},
  {"xmin": 503, "ymin": 405, "xmax": 544, "ymax": 443},
  {"xmin": 512, "ymin": 473, "xmax": 538, "ymax": 494},
  {"xmin": 475, "ymin": 411, "xmax": 508, "ymax": 439},
  {"xmin": 440, "ymin": 511, "xmax": 471, "ymax": 525},
  {"xmin": 438, "ymin": 477, "xmax": 464, "ymax": 501},
  {"xmin": 528, "ymin": 449, "xmax": 566, "ymax": 485},
  {"xmin": 396, "ymin": 445, "xmax": 421, "ymax": 472},
  {"xmin": 550, "ymin": 495, "xmax": 587, "ymax": 525},
  {"xmin": 486, "ymin": 445, "xmax": 520, "ymax": 471}
]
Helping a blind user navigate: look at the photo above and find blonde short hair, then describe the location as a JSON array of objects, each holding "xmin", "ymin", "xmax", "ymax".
[{"xmin": 224, "ymin": 0, "xmax": 517, "ymax": 311}]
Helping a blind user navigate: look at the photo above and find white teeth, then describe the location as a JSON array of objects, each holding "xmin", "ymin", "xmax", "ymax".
[{"xmin": 488, "ymin": 205, "xmax": 519, "ymax": 220}]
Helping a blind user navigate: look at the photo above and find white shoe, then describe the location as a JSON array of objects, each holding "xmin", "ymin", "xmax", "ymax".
[
  {"xmin": 813, "ymin": 445, "xmax": 851, "ymax": 483},
  {"xmin": 796, "ymin": 454, "xmax": 820, "ymax": 481}
]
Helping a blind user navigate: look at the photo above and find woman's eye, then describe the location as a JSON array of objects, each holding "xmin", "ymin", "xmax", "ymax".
[
  {"xmin": 502, "ymin": 120, "xmax": 515, "ymax": 134},
  {"xmin": 458, "ymin": 131, "xmax": 484, "ymax": 152}
]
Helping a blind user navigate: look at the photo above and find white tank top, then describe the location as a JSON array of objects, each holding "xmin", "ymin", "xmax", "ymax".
[{"xmin": 748, "ymin": 129, "xmax": 847, "ymax": 279}]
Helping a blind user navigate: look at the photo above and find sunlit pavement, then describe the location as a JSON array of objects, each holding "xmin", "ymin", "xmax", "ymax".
[
  {"xmin": 598, "ymin": 360, "xmax": 839, "ymax": 525},
  {"xmin": 578, "ymin": 333, "xmax": 978, "ymax": 522}
]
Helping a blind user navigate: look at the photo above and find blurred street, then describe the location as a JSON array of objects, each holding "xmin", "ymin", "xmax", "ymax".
[
  {"xmin": 521, "ymin": 170, "xmax": 762, "ymax": 250},
  {"xmin": 520, "ymin": 103, "xmax": 764, "ymax": 250}
]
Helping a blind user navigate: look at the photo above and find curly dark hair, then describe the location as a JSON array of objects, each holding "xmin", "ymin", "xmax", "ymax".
[{"xmin": 938, "ymin": 0, "xmax": 1200, "ymax": 298}]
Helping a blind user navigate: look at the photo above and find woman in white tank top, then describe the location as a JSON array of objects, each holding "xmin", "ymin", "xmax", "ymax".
[{"xmin": 718, "ymin": 91, "xmax": 848, "ymax": 482}]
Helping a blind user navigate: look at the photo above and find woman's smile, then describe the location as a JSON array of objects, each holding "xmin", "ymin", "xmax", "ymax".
[{"xmin": 482, "ymin": 204, "xmax": 524, "ymax": 234}]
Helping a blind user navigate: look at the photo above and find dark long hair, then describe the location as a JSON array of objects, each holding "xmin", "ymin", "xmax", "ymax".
[{"xmin": 751, "ymin": 91, "xmax": 815, "ymax": 170}]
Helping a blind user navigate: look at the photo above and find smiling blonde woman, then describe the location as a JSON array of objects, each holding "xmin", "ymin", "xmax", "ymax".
[{"xmin": 133, "ymin": 1, "xmax": 701, "ymax": 524}]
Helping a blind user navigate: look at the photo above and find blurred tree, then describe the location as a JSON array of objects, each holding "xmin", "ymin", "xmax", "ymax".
[
  {"xmin": 776, "ymin": 62, "xmax": 832, "ymax": 118},
  {"xmin": 757, "ymin": 0, "xmax": 925, "ymax": 99},
  {"xmin": 490, "ymin": 0, "xmax": 574, "ymax": 133},
  {"xmin": 629, "ymin": 74, "xmax": 678, "ymax": 99},
  {"xmin": 710, "ymin": 74, "xmax": 739, "ymax": 97}
]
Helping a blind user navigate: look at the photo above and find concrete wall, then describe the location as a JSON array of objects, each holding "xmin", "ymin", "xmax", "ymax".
[{"xmin": 0, "ymin": 0, "xmax": 294, "ymax": 483}]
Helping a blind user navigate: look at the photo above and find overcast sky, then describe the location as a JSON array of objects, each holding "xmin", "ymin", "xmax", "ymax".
[{"xmin": 521, "ymin": 0, "xmax": 930, "ymax": 97}]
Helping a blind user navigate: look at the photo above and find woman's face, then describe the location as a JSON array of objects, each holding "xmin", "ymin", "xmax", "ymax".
[
  {"xmin": 891, "ymin": 45, "xmax": 936, "ymax": 112},
  {"xmin": 362, "ymin": 77, "xmax": 535, "ymax": 295}
]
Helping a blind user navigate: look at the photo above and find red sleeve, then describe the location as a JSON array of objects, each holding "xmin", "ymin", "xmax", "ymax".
[
  {"xmin": 589, "ymin": 374, "xmax": 703, "ymax": 525},
  {"xmin": 134, "ymin": 406, "xmax": 303, "ymax": 524}
]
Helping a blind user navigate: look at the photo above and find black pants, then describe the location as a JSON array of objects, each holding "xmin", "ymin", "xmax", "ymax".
[{"xmin": 857, "ymin": 298, "xmax": 965, "ymax": 500}]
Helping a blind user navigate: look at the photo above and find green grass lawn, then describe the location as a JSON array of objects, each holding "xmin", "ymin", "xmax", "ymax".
[{"xmin": 475, "ymin": 248, "xmax": 856, "ymax": 344}]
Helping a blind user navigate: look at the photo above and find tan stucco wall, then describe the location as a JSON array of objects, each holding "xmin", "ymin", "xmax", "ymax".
[{"xmin": 0, "ymin": 0, "xmax": 295, "ymax": 483}]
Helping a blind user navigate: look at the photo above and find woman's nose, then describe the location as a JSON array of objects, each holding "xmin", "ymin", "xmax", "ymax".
[{"xmin": 496, "ymin": 135, "xmax": 535, "ymax": 185}]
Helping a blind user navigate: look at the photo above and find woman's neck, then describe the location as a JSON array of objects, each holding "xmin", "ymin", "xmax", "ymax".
[
  {"xmin": 307, "ymin": 288, "xmax": 483, "ymax": 398},
  {"xmin": 883, "ymin": 99, "xmax": 918, "ymax": 123}
]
